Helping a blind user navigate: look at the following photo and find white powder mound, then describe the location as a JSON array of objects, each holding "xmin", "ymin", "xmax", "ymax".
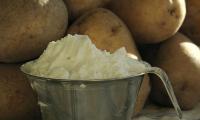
[{"xmin": 22, "ymin": 34, "xmax": 145, "ymax": 80}]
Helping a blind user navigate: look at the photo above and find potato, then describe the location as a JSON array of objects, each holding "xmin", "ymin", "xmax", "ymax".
[
  {"xmin": 68, "ymin": 8, "xmax": 151, "ymax": 116},
  {"xmin": 181, "ymin": 0, "xmax": 200, "ymax": 45},
  {"xmin": 63, "ymin": 0, "xmax": 111, "ymax": 21},
  {"xmin": 0, "ymin": 0, "xmax": 68, "ymax": 63},
  {"xmin": 108, "ymin": 0, "xmax": 186, "ymax": 43},
  {"xmin": 68, "ymin": 8, "xmax": 140, "ymax": 56},
  {"xmin": 151, "ymin": 33, "xmax": 200, "ymax": 110},
  {"xmin": 0, "ymin": 64, "xmax": 40, "ymax": 120}
]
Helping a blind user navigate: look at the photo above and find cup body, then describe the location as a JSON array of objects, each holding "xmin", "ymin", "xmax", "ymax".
[{"xmin": 26, "ymin": 75, "xmax": 143, "ymax": 120}]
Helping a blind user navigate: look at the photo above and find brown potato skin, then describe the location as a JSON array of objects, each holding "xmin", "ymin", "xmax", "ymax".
[
  {"xmin": 63, "ymin": 0, "xmax": 111, "ymax": 21},
  {"xmin": 68, "ymin": 8, "xmax": 151, "ymax": 116},
  {"xmin": 68, "ymin": 8, "xmax": 140, "ymax": 55},
  {"xmin": 151, "ymin": 33, "xmax": 200, "ymax": 110},
  {"xmin": 0, "ymin": 0, "xmax": 68, "ymax": 63},
  {"xmin": 108, "ymin": 0, "xmax": 186, "ymax": 43},
  {"xmin": 181, "ymin": 0, "xmax": 200, "ymax": 45},
  {"xmin": 0, "ymin": 64, "xmax": 40, "ymax": 120}
]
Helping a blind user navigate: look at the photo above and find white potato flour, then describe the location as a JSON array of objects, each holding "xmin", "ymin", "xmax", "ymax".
[{"xmin": 22, "ymin": 34, "xmax": 145, "ymax": 80}]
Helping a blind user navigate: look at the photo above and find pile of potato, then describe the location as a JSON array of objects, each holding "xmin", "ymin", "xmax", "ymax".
[
  {"xmin": 0, "ymin": 0, "xmax": 68, "ymax": 119},
  {"xmin": 0, "ymin": 0, "xmax": 200, "ymax": 119}
]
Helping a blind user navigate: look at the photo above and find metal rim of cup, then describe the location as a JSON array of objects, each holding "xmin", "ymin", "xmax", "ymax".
[{"xmin": 20, "ymin": 60, "xmax": 149, "ymax": 83}]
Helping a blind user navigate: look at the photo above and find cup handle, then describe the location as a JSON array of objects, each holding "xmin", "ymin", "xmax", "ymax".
[{"xmin": 146, "ymin": 67, "xmax": 182, "ymax": 119}]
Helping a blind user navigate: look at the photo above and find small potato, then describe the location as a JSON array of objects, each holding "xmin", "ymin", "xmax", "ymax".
[
  {"xmin": 68, "ymin": 8, "xmax": 151, "ymax": 116},
  {"xmin": 151, "ymin": 33, "xmax": 200, "ymax": 110},
  {"xmin": 108, "ymin": 0, "xmax": 186, "ymax": 43},
  {"xmin": 0, "ymin": 64, "xmax": 40, "ymax": 120},
  {"xmin": 0, "ymin": 0, "xmax": 68, "ymax": 63},
  {"xmin": 63, "ymin": 0, "xmax": 111, "ymax": 21},
  {"xmin": 181, "ymin": 0, "xmax": 200, "ymax": 45}
]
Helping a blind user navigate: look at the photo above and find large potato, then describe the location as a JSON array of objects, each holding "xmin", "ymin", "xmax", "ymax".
[
  {"xmin": 68, "ymin": 8, "xmax": 151, "ymax": 116},
  {"xmin": 0, "ymin": 0, "xmax": 68, "ymax": 63},
  {"xmin": 181, "ymin": 0, "xmax": 200, "ymax": 45},
  {"xmin": 0, "ymin": 64, "xmax": 40, "ymax": 120},
  {"xmin": 108, "ymin": 0, "xmax": 186, "ymax": 43},
  {"xmin": 63, "ymin": 0, "xmax": 110, "ymax": 21},
  {"xmin": 68, "ymin": 8, "xmax": 140, "ymax": 55},
  {"xmin": 151, "ymin": 33, "xmax": 200, "ymax": 110}
]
